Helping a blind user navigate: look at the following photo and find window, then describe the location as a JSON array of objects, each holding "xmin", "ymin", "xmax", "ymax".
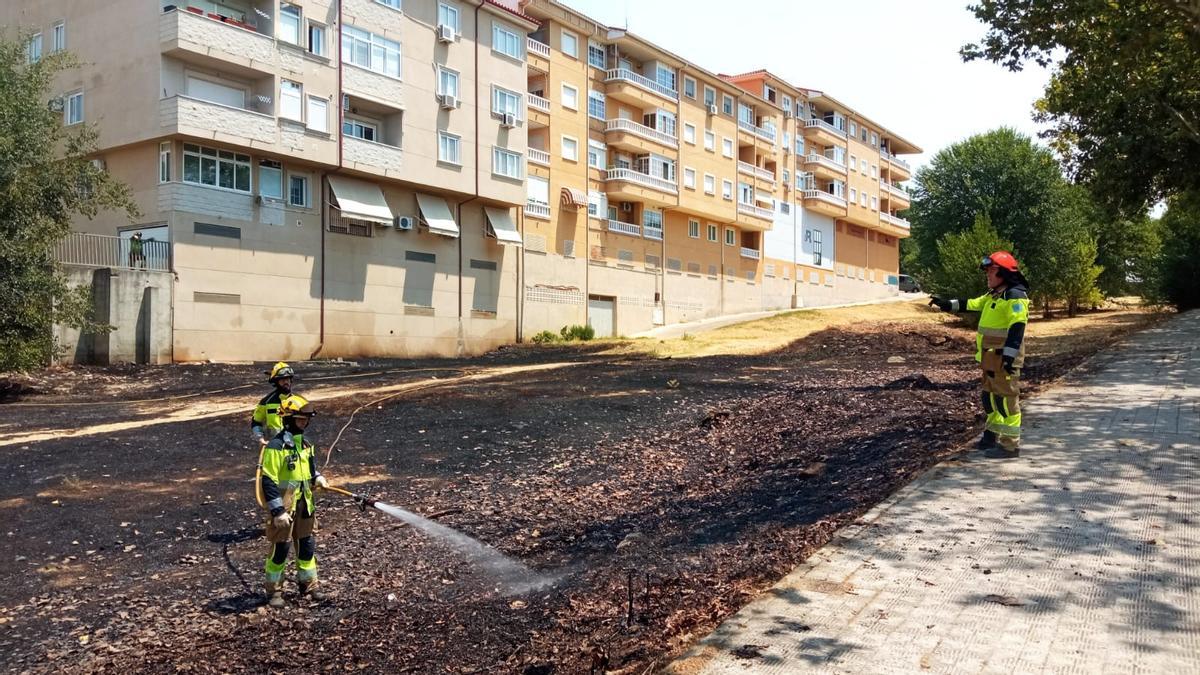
[
  {"xmin": 377, "ymin": 0, "xmax": 401, "ymax": 7},
  {"xmin": 308, "ymin": 23, "xmax": 325, "ymax": 56},
  {"xmin": 849, "ymin": 154, "xmax": 857, "ymax": 172},
  {"xmin": 725, "ymin": 228, "xmax": 736, "ymax": 246},
  {"xmin": 781, "ymin": 202, "xmax": 790, "ymax": 215},
  {"xmin": 438, "ymin": 3, "xmax": 460, "ymax": 32},
  {"xmin": 796, "ymin": 137, "xmax": 805, "ymax": 155},
  {"xmin": 282, "ymin": 168, "xmax": 300, "ymax": 200},
  {"xmin": 587, "ymin": 90, "xmax": 605, "ymax": 120},
  {"xmin": 183, "ymin": 144, "xmax": 251, "ymax": 192},
  {"xmin": 722, "ymin": 94, "xmax": 734, "ymax": 116},
  {"xmin": 862, "ymin": 127, "xmax": 868, "ymax": 142},
  {"xmin": 783, "ymin": 169, "xmax": 790, "ymax": 184},
  {"xmin": 343, "ymin": 118, "xmax": 377, "ymax": 141},
  {"xmin": 438, "ymin": 66, "xmax": 459, "ymax": 97},
  {"xmin": 849, "ymin": 121, "xmax": 857, "ymax": 137},
  {"xmin": 561, "ymin": 135, "xmax": 578, "ymax": 161},
  {"xmin": 307, "ymin": 96, "xmax": 328, "ymax": 132},
  {"xmin": 492, "ymin": 23, "xmax": 523, "ymax": 60},
  {"xmin": 871, "ymin": 195, "xmax": 878, "ymax": 210},
  {"xmin": 860, "ymin": 159, "xmax": 868, "ymax": 173},
  {"xmin": 683, "ymin": 123, "xmax": 696, "ymax": 145},
  {"xmin": 703, "ymin": 173, "xmax": 715, "ymax": 195},
  {"xmin": 705, "ymin": 224, "xmax": 717, "ymax": 242},
  {"xmin": 587, "ymin": 41, "xmax": 605, "ymax": 68},
  {"xmin": 850, "ymin": 188, "xmax": 857, "ymax": 202},
  {"xmin": 561, "ymin": 83, "xmax": 578, "ymax": 110},
  {"xmin": 587, "ymin": 191, "xmax": 604, "ymax": 217},
  {"xmin": 871, "ymin": 132, "xmax": 878, "ymax": 147},
  {"xmin": 561, "ymin": 29, "xmax": 578, "ymax": 58},
  {"xmin": 861, "ymin": 192, "xmax": 868, "ymax": 207},
  {"xmin": 643, "ymin": 209, "xmax": 663, "ymax": 230},
  {"xmin": 280, "ymin": 4, "xmax": 302, "ymax": 44},
  {"xmin": 342, "ymin": 25, "xmax": 401, "ymax": 77},
  {"xmin": 782, "ymin": 94, "xmax": 792, "ymax": 113},
  {"xmin": 27, "ymin": 33, "xmax": 42, "ymax": 63},
  {"xmin": 870, "ymin": 164, "xmax": 878, "ymax": 178},
  {"xmin": 588, "ymin": 140, "xmax": 606, "ymax": 169},
  {"xmin": 813, "ymin": 229, "xmax": 823, "ymax": 266},
  {"xmin": 721, "ymin": 138, "xmax": 733, "ymax": 158},
  {"xmin": 703, "ymin": 130, "xmax": 715, "ymax": 151},
  {"xmin": 688, "ymin": 219, "xmax": 700, "ymax": 238},
  {"xmin": 493, "ymin": 86, "xmax": 522, "ymax": 118},
  {"xmin": 280, "ymin": 80, "xmax": 303, "ymax": 121},
  {"xmin": 159, "ymin": 142, "xmax": 171, "ymax": 184},
  {"xmin": 703, "ymin": 86, "xmax": 716, "ymax": 107},
  {"xmin": 738, "ymin": 182, "xmax": 753, "ymax": 204},
  {"xmin": 655, "ymin": 64, "xmax": 676, "ymax": 92},
  {"xmin": 438, "ymin": 132, "xmax": 461, "ymax": 164},
  {"xmin": 493, "ymin": 147, "xmax": 522, "ymax": 178},
  {"xmin": 65, "ymin": 91, "xmax": 83, "ymax": 125},
  {"xmin": 52, "ymin": 22, "xmax": 65, "ymax": 53},
  {"xmin": 722, "ymin": 179, "xmax": 733, "ymax": 200},
  {"xmin": 683, "ymin": 76, "xmax": 696, "ymax": 99},
  {"xmin": 259, "ymin": 160, "xmax": 282, "ymax": 199},
  {"xmin": 684, "ymin": 168, "xmax": 697, "ymax": 189}
]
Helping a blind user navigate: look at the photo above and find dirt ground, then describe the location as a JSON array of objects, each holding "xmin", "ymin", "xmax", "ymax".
[{"xmin": 0, "ymin": 301, "xmax": 1168, "ymax": 674}]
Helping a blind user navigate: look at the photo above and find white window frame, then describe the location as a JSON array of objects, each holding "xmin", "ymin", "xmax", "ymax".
[
  {"xmin": 850, "ymin": 188, "xmax": 857, "ymax": 203},
  {"xmin": 437, "ymin": 3, "xmax": 461, "ymax": 33},
  {"xmin": 861, "ymin": 159, "xmax": 868, "ymax": 173},
  {"xmin": 587, "ymin": 139, "xmax": 606, "ymax": 169},
  {"xmin": 849, "ymin": 154, "xmax": 857, "ymax": 172},
  {"xmin": 561, "ymin": 135, "xmax": 579, "ymax": 162},
  {"xmin": 438, "ymin": 131, "xmax": 461, "ymax": 164},
  {"xmin": 159, "ymin": 142, "xmax": 171, "ymax": 184},
  {"xmin": 683, "ymin": 76, "xmax": 697, "ymax": 99},
  {"xmin": 684, "ymin": 167, "xmax": 696, "ymax": 190},
  {"xmin": 342, "ymin": 117, "xmax": 378, "ymax": 141},
  {"xmin": 280, "ymin": 80, "xmax": 303, "ymax": 122},
  {"xmin": 703, "ymin": 85, "xmax": 716, "ymax": 107},
  {"xmin": 722, "ymin": 179, "xmax": 733, "ymax": 200},
  {"xmin": 683, "ymin": 123, "xmax": 696, "ymax": 145},
  {"xmin": 306, "ymin": 95, "xmax": 328, "ymax": 133},
  {"xmin": 492, "ymin": 86, "xmax": 522, "ymax": 119},
  {"xmin": 288, "ymin": 173, "xmax": 310, "ymax": 208},
  {"xmin": 52, "ymin": 21, "xmax": 65, "ymax": 53},
  {"xmin": 871, "ymin": 195, "xmax": 878, "ymax": 210},
  {"xmin": 182, "ymin": 143, "xmax": 252, "ymax": 193},
  {"xmin": 376, "ymin": 0, "xmax": 402, "ymax": 8},
  {"xmin": 703, "ymin": 130, "xmax": 715, "ymax": 152},
  {"xmin": 342, "ymin": 25, "xmax": 401, "ymax": 78},
  {"xmin": 703, "ymin": 173, "xmax": 715, "ymax": 195},
  {"xmin": 722, "ymin": 94, "xmax": 734, "ymax": 116},
  {"xmin": 849, "ymin": 121, "xmax": 858, "ymax": 137},
  {"xmin": 861, "ymin": 192, "xmax": 868, "ymax": 207},
  {"xmin": 437, "ymin": 65, "xmax": 460, "ymax": 98},
  {"xmin": 725, "ymin": 227, "xmax": 736, "ymax": 246},
  {"xmin": 65, "ymin": 91, "xmax": 84, "ymax": 125},
  {"xmin": 587, "ymin": 90, "xmax": 605, "ymax": 120},
  {"xmin": 561, "ymin": 83, "xmax": 578, "ymax": 111},
  {"xmin": 688, "ymin": 220, "xmax": 700, "ymax": 238},
  {"xmin": 587, "ymin": 40, "xmax": 606, "ymax": 69},
  {"xmin": 27, "ymin": 33, "xmax": 42, "ymax": 63},
  {"xmin": 280, "ymin": 4, "xmax": 302, "ymax": 45},
  {"xmin": 721, "ymin": 137, "xmax": 733, "ymax": 158},
  {"xmin": 492, "ymin": 22, "xmax": 523, "ymax": 61},
  {"xmin": 870, "ymin": 164, "xmax": 878, "ymax": 179},
  {"xmin": 871, "ymin": 132, "xmax": 878, "ymax": 147},
  {"xmin": 308, "ymin": 22, "xmax": 326, "ymax": 56},
  {"xmin": 708, "ymin": 224, "xmax": 718, "ymax": 242},
  {"xmin": 258, "ymin": 159, "xmax": 283, "ymax": 199},
  {"xmin": 493, "ymin": 147, "xmax": 523, "ymax": 179},
  {"xmin": 560, "ymin": 29, "xmax": 578, "ymax": 58}
]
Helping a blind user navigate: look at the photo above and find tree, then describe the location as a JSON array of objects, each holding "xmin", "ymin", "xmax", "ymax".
[
  {"xmin": 927, "ymin": 213, "xmax": 1014, "ymax": 301},
  {"xmin": 962, "ymin": 1, "xmax": 1200, "ymax": 212},
  {"xmin": 1153, "ymin": 190, "xmax": 1200, "ymax": 309},
  {"xmin": 0, "ymin": 34, "xmax": 137, "ymax": 370}
]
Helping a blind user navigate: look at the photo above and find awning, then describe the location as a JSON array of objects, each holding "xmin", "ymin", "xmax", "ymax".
[
  {"xmin": 327, "ymin": 175, "xmax": 394, "ymax": 226},
  {"xmin": 415, "ymin": 193, "xmax": 460, "ymax": 238},
  {"xmin": 560, "ymin": 187, "xmax": 586, "ymax": 209},
  {"xmin": 484, "ymin": 207, "xmax": 523, "ymax": 246}
]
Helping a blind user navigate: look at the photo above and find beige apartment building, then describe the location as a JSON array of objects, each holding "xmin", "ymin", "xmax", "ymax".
[{"xmin": 7, "ymin": 0, "xmax": 919, "ymax": 361}]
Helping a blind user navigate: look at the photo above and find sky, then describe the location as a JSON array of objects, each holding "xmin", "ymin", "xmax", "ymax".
[{"xmin": 559, "ymin": 0, "xmax": 1054, "ymax": 175}]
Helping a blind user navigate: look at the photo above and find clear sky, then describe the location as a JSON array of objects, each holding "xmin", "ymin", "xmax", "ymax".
[{"xmin": 559, "ymin": 0, "xmax": 1053, "ymax": 176}]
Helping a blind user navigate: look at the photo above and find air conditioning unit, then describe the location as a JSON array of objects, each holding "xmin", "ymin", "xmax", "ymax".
[
  {"xmin": 439, "ymin": 93, "xmax": 458, "ymax": 109},
  {"xmin": 437, "ymin": 24, "xmax": 456, "ymax": 42},
  {"xmin": 342, "ymin": 93, "xmax": 350, "ymax": 111},
  {"xmin": 501, "ymin": 112, "xmax": 517, "ymax": 128},
  {"xmin": 395, "ymin": 215, "xmax": 414, "ymax": 230},
  {"xmin": 707, "ymin": 104, "xmax": 718, "ymax": 116},
  {"xmin": 620, "ymin": 202, "xmax": 633, "ymax": 213},
  {"xmin": 783, "ymin": 109, "xmax": 793, "ymax": 119}
]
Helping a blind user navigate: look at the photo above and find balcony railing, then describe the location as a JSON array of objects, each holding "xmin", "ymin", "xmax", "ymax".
[
  {"xmin": 804, "ymin": 153, "xmax": 847, "ymax": 173},
  {"xmin": 604, "ymin": 167, "xmax": 678, "ymax": 194},
  {"xmin": 643, "ymin": 225, "xmax": 663, "ymax": 241},
  {"xmin": 606, "ymin": 219, "xmax": 641, "ymax": 237},
  {"xmin": 527, "ymin": 37, "xmax": 550, "ymax": 58},
  {"xmin": 524, "ymin": 200, "xmax": 550, "ymax": 219},
  {"xmin": 527, "ymin": 92, "xmax": 550, "ymax": 113},
  {"xmin": 737, "ymin": 202, "xmax": 773, "ymax": 220},
  {"xmin": 56, "ymin": 232, "xmax": 170, "ymax": 272},
  {"xmin": 527, "ymin": 148, "xmax": 550, "ymax": 166},
  {"xmin": 740, "ymin": 247, "xmax": 762, "ymax": 260},
  {"xmin": 881, "ymin": 212, "xmax": 911, "ymax": 228},
  {"xmin": 605, "ymin": 118, "xmax": 678, "ymax": 148},
  {"xmin": 805, "ymin": 118, "xmax": 847, "ymax": 138},
  {"xmin": 604, "ymin": 68, "xmax": 678, "ymax": 101},
  {"xmin": 803, "ymin": 189, "xmax": 848, "ymax": 208},
  {"xmin": 880, "ymin": 181, "xmax": 908, "ymax": 200},
  {"xmin": 881, "ymin": 151, "xmax": 911, "ymax": 171},
  {"xmin": 738, "ymin": 161, "xmax": 775, "ymax": 182},
  {"xmin": 738, "ymin": 119, "xmax": 777, "ymax": 142}
]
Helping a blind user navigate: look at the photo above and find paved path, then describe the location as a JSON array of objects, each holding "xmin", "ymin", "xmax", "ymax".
[
  {"xmin": 634, "ymin": 294, "xmax": 923, "ymax": 339},
  {"xmin": 668, "ymin": 311, "xmax": 1200, "ymax": 674}
]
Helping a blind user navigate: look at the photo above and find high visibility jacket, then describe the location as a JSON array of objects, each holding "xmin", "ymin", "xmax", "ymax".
[
  {"xmin": 260, "ymin": 430, "xmax": 322, "ymax": 517},
  {"xmin": 956, "ymin": 285, "xmax": 1029, "ymax": 366},
  {"xmin": 251, "ymin": 389, "xmax": 288, "ymax": 441}
]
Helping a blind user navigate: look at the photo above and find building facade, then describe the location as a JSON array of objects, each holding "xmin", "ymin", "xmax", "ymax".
[{"xmin": 6, "ymin": 0, "xmax": 919, "ymax": 361}]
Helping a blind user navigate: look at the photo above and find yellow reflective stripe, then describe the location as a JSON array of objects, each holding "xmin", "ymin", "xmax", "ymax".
[{"xmin": 978, "ymin": 326, "xmax": 1009, "ymax": 338}]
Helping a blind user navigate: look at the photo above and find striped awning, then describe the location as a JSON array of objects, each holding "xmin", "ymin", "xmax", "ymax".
[{"xmin": 560, "ymin": 187, "xmax": 586, "ymax": 209}]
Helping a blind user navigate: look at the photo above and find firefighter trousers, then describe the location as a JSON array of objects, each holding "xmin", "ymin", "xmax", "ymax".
[{"xmin": 980, "ymin": 350, "xmax": 1021, "ymax": 450}]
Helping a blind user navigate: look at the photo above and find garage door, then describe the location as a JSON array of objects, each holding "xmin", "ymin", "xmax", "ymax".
[{"xmin": 588, "ymin": 296, "xmax": 614, "ymax": 338}]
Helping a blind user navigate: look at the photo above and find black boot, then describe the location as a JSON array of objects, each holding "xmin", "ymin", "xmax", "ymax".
[
  {"xmin": 299, "ymin": 582, "xmax": 326, "ymax": 602},
  {"xmin": 984, "ymin": 445, "xmax": 1020, "ymax": 459},
  {"xmin": 976, "ymin": 430, "xmax": 998, "ymax": 450}
]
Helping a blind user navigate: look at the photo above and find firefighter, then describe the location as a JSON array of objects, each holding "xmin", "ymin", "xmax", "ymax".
[
  {"xmin": 251, "ymin": 362, "xmax": 294, "ymax": 446},
  {"xmin": 929, "ymin": 251, "xmax": 1030, "ymax": 458},
  {"xmin": 259, "ymin": 394, "xmax": 329, "ymax": 607}
]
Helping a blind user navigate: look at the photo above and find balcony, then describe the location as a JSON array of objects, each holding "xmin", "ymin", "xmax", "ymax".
[
  {"xmin": 804, "ymin": 118, "xmax": 847, "ymax": 147},
  {"xmin": 737, "ymin": 119, "xmax": 776, "ymax": 142},
  {"xmin": 605, "ymin": 118, "xmax": 678, "ymax": 152},
  {"xmin": 527, "ymin": 93, "xmax": 550, "ymax": 114},
  {"xmin": 344, "ymin": 64, "xmax": 405, "ymax": 107},
  {"xmin": 342, "ymin": 135, "xmax": 403, "ymax": 178},
  {"xmin": 740, "ymin": 247, "xmax": 762, "ymax": 260},
  {"xmin": 881, "ymin": 181, "xmax": 910, "ymax": 206},
  {"xmin": 738, "ymin": 161, "xmax": 775, "ymax": 183},
  {"xmin": 160, "ymin": 95, "xmax": 277, "ymax": 146},
  {"xmin": 524, "ymin": 200, "xmax": 550, "ymax": 220},
  {"xmin": 880, "ymin": 212, "xmax": 911, "ymax": 229},
  {"xmin": 526, "ymin": 92, "xmax": 550, "ymax": 128},
  {"xmin": 605, "ymin": 69, "xmax": 678, "ymax": 107},
  {"xmin": 737, "ymin": 202, "xmax": 773, "ymax": 221},
  {"xmin": 527, "ymin": 37, "xmax": 550, "ymax": 71},
  {"xmin": 603, "ymin": 167, "xmax": 677, "ymax": 206},
  {"xmin": 643, "ymin": 225, "xmax": 664, "ymax": 241},
  {"xmin": 161, "ymin": 6, "xmax": 277, "ymax": 77},
  {"xmin": 803, "ymin": 189, "xmax": 849, "ymax": 218},
  {"xmin": 606, "ymin": 219, "xmax": 641, "ymax": 237},
  {"xmin": 882, "ymin": 151, "xmax": 912, "ymax": 180},
  {"xmin": 804, "ymin": 153, "xmax": 848, "ymax": 181},
  {"xmin": 527, "ymin": 148, "xmax": 550, "ymax": 167}
]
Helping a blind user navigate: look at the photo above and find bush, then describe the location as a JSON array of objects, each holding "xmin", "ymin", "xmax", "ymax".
[
  {"xmin": 559, "ymin": 324, "xmax": 595, "ymax": 341},
  {"xmin": 530, "ymin": 330, "xmax": 558, "ymax": 344}
]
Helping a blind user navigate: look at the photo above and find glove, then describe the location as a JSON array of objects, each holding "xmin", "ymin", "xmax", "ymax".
[
  {"xmin": 1002, "ymin": 354, "xmax": 1015, "ymax": 374},
  {"xmin": 928, "ymin": 296, "xmax": 952, "ymax": 312},
  {"xmin": 315, "ymin": 475, "xmax": 329, "ymax": 489},
  {"xmin": 273, "ymin": 512, "xmax": 293, "ymax": 529}
]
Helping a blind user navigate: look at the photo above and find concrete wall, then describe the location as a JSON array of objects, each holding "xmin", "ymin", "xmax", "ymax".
[{"xmin": 55, "ymin": 266, "xmax": 173, "ymax": 365}]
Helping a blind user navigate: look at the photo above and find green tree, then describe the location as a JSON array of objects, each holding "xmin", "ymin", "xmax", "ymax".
[
  {"xmin": 928, "ymin": 213, "xmax": 1014, "ymax": 300},
  {"xmin": 0, "ymin": 35, "xmax": 137, "ymax": 370},
  {"xmin": 1153, "ymin": 190, "xmax": 1200, "ymax": 309},
  {"xmin": 962, "ymin": 1, "xmax": 1200, "ymax": 212}
]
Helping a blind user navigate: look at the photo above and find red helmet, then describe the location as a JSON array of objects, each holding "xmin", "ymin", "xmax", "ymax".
[{"xmin": 980, "ymin": 251, "xmax": 1019, "ymax": 272}]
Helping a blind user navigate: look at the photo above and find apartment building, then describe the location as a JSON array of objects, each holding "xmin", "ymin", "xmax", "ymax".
[{"xmin": 9, "ymin": 0, "xmax": 919, "ymax": 360}]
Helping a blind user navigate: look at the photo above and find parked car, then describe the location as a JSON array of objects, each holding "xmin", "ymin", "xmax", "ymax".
[{"xmin": 898, "ymin": 274, "xmax": 922, "ymax": 293}]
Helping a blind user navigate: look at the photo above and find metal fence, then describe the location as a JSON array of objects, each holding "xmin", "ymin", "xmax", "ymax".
[{"xmin": 55, "ymin": 232, "xmax": 171, "ymax": 272}]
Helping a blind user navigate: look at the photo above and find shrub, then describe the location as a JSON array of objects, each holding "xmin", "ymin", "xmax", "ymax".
[
  {"xmin": 531, "ymin": 330, "xmax": 558, "ymax": 344},
  {"xmin": 559, "ymin": 324, "xmax": 595, "ymax": 341}
]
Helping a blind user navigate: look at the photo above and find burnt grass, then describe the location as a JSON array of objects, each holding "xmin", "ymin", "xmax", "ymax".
[{"xmin": 0, "ymin": 319, "xmax": 1136, "ymax": 673}]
